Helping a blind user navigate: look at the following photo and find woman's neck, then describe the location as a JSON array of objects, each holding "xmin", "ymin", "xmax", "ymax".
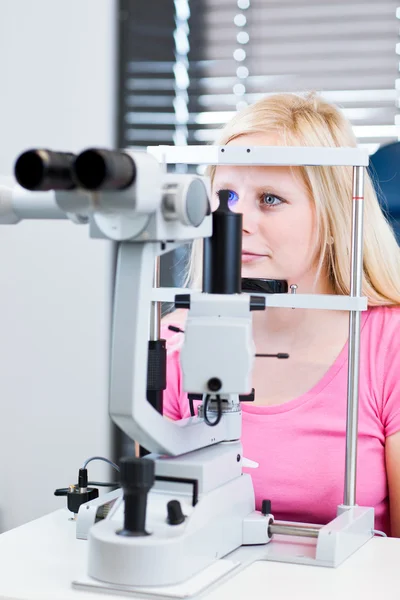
[{"xmin": 250, "ymin": 274, "xmax": 345, "ymax": 350}]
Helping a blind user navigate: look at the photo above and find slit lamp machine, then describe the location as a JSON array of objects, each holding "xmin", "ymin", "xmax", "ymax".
[{"xmin": 0, "ymin": 143, "xmax": 372, "ymax": 597}]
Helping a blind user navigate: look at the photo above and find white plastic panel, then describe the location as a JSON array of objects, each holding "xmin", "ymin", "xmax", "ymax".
[{"xmin": 147, "ymin": 145, "xmax": 369, "ymax": 167}]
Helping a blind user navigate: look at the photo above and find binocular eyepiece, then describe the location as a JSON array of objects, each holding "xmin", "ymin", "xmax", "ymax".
[
  {"xmin": 14, "ymin": 150, "xmax": 77, "ymax": 191},
  {"xmin": 15, "ymin": 148, "xmax": 137, "ymax": 192},
  {"xmin": 74, "ymin": 149, "xmax": 136, "ymax": 191}
]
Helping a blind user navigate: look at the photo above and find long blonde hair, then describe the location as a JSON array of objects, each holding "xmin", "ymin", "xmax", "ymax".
[{"xmin": 186, "ymin": 92, "xmax": 400, "ymax": 306}]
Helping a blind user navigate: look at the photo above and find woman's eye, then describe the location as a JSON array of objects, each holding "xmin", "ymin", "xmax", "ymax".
[
  {"xmin": 217, "ymin": 189, "xmax": 238, "ymax": 208},
  {"xmin": 261, "ymin": 194, "xmax": 283, "ymax": 207}
]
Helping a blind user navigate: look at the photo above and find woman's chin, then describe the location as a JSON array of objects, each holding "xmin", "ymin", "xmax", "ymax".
[{"xmin": 241, "ymin": 265, "xmax": 274, "ymax": 279}]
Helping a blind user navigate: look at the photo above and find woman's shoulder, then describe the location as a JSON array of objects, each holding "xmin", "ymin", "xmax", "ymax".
[
  {"xmin": 364, "ymin": 305, "xmax": 400, "ymax": 364},
  {"xmin": 365, "ymin": 304, "xmax": 400, "ymax": 334},
  {"xmin": 365, "ymin": 306, "xmax": 400, "ymax": 435},
  {"xmin": 161, "ymin": 308, "xmax": 187, "ymax": 327}
]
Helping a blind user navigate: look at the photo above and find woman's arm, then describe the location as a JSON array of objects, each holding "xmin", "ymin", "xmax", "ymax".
[{"xmin": 385, "ymin": 430, "xmax": 400, "ymax": 537}]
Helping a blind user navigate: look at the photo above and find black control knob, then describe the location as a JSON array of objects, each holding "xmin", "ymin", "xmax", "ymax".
[
  {"xmin": 261, "ymin": 499, "xmax": 272, "ymax": 516},
  {"xmin": 167, "ymin": 500, "xmax": 185, "ymax": 525},
  {"xmin": 117, "ymin": 457, "xmax": 155, "ymax": 537}
]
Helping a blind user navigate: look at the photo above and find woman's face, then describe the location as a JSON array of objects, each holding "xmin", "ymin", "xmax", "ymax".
[{"xmin": 212, "ymin": 133, "xmax": 326, "ymax": 292}]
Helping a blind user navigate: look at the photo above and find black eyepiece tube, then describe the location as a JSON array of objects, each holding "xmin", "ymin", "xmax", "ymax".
[
  {"xmin": 14, "ymin": 149, "xmax": 76, "ymax": 191},
  {"xmin": 73, "ymin": 148, "xmax": 136, "ymax": 191},
  {"xmin": 204, "ymin": 190, "xmax": 242, "ymax": 294}
]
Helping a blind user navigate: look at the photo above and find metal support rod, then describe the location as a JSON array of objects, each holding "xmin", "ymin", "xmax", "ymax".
[
  {"xmin": 269, "ymin": 524, "xmax": 320, "ymax": 539},
  {"xmin": 149, "ymin": 256, "xmax": 161, "ymax": 341},
  {"xmin": 344, "ymin": 165, "xmax": 365, "ymax": 507},
  {"xmin": 140, "ymin": 256, "xmax": 163, "ymax": 457}
]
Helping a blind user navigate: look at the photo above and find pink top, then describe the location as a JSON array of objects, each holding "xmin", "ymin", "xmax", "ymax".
[{"xmin": 161, "ymin": 305, "xmax": 400, "ymax": 535}]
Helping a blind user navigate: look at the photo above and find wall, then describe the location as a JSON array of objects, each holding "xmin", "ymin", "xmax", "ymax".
[{"xmin": 0, "ymin": 0, "xmax": 117, "ymax": 530}]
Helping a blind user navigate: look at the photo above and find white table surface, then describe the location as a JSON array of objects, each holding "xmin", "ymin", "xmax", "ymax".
[{"xmin": 0, "ymin": 509, "xmax": 399, "ymax": 600}]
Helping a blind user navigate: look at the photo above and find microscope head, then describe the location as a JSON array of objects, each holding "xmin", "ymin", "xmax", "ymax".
[{"xmin": 14, "ymin": 146, "xmax": 212, "ymax": 244}]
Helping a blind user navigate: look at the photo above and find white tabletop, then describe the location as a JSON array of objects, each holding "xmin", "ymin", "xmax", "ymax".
[{"xmin": 0, "ymin": 509, "xmax": 399, "ymax": 600}]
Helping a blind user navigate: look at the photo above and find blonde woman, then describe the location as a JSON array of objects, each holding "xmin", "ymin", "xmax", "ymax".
[{"xmin": 161, "ymin": 93, "xmax": 400, "ymax": 537}]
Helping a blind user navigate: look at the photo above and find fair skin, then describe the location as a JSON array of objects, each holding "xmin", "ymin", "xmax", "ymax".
[
  {"xmin": 163, "ymin": 131, "xmax": 400, "ymax": 536},
  {"xmin": 212, "ymin": 133, "xmax": 350, "ymax": 406}
]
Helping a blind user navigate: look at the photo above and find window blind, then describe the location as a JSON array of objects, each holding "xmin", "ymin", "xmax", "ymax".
[{"xmin": 119, "ymin": 0, "xmax": 400, "ymax": 155}]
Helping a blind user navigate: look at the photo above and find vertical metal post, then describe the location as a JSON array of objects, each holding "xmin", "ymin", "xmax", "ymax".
[
  {"xmin": 149, "ymin": 256, "xmax": 161, "ymax": 341},
  {"xmin": 344, "ymin": 165, "xmax": 365, "ymax": 507},
  {"xmin": 140, "ymin": 256, "xmax": 163, "ymax": 457}
]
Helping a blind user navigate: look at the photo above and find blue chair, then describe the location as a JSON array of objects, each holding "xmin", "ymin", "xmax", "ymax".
[{"xmin": 369, "ymin": 141, "xmax": 400, "ymax": 243}]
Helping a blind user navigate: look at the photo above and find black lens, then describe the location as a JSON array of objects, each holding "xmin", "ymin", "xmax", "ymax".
[
  {"xmin": 14, "ymin": 149, "xmax": 76, "ymax": 191},
  {"xmin": 74, "ymin": 149, "xmax": 136, "ymax": 191}
]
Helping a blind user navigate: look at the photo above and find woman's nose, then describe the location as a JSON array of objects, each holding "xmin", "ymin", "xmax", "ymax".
[
  {"xmin": 242, "ymin": 210, "xmax": 260, "ymax": 234},
  {"xmin": 230, "ymin": 198, "xmax": 259, "ymax": 234}
]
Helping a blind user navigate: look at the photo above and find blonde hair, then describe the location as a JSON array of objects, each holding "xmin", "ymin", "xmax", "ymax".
[{"xmin": 186, "ymin": 92, "xmax": 400, "ymax": 306}]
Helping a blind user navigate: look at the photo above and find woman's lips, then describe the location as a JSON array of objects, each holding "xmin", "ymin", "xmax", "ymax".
[{"xmin": 241, "ymin": 252, "xmax": 268, "ymax": 263}]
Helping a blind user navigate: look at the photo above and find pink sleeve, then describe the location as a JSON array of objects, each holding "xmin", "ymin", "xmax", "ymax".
[
  {"xmin": 381, "ymin": 310, "xmax": 400, "ymax": 437},
  {"xmin": 160, "ymin": 324, "xmax": 184, "ymax": 421}
]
